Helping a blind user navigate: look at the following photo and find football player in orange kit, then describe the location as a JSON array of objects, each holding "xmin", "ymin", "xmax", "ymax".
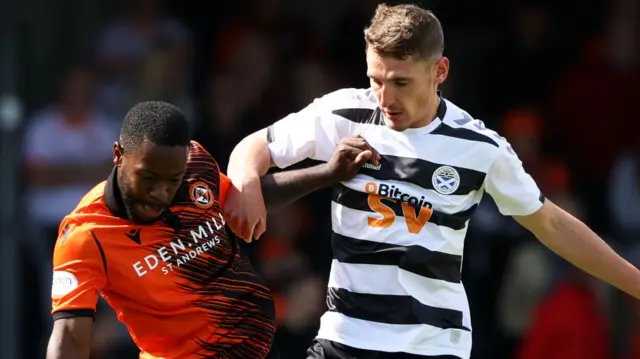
[{"xmin": 47, "ymin": 101, "xmax": 377, "ymax": 359}]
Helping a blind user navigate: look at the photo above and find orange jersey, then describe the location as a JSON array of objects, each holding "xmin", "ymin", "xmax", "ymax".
[{"xmin": 51, "ymin": 141, "xmax": 276, "ymax": 359}]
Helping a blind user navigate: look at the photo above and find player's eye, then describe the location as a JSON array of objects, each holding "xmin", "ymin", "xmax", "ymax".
[
  {"xmin": 141, "ymin": 176, "xmax": 156, "ymax": 183},
  {"xmin": 394, "ymin": 80, "xmax": 408, "ymax": 88}
]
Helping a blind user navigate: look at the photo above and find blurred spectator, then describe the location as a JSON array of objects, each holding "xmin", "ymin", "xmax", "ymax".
[
  {"xmin": 227, "ymin": 32, "xmax": 277, "ymax": 113},
  {"xmin": 215, "ymin": 26, "xmax": 285, "ymax": 133},
  {"xmin": 23, "ymin": 65, "xmax": 118, "ymax": 240},
  {"xmin": 608, "ymin": 140, "xmax": 640, "ymax": 244},
  {"xmin": 489, "ymin": 1, "xmax": 556, "ymax": 113},
  {"xmin": 328, "ymin": 0, "xmax": 380, "ymax": 86},
  {"xmin": 501, "ymin": 108, "xmax": 543, "ymax": 173},
  {"xmin": 627, "ymin": 296, "xmax": 640, "ymax": 359},
  {"xmin": 132, "ymin": 44, "xmax": 195, "ymax": 126},
  {"xmin": 213, "ymin": 0, "xmax": 322, "ymax": 69},
  {"xmin": 535, "ymin": 158, "xmax": 572, "ymax": 198},
  {"xmin": 289, "ymin": 60, "xmax": 342, "ymax": 109},
  {"xmin": 547, "ymin": 0, "xmax": 638, "ymax": 230},
  {"xmin": 194, "ymin": 72, "xmax": 248, "ymax": 170},
  {"xmin": 515, "ymin": 268, "xmax": 613, "ymax": 359},
  {"xmin": 21, "ymin": 64, "xmax": 118, "ymax": 356},
  {"xmin": 95, "ymin": 0, "xmax": 193, "ymax": 119}
]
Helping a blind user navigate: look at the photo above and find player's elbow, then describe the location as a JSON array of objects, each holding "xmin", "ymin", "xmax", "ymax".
[
  {"xmin": 228, "ymin": 128, "xmax": 273, "ymax": 177},
  {"xmin": 46, "ymin": 318, "xmax": 93, "ymax": 359},
  {"xmin": 234, "ymin": 128, "xmax": 269, "ymax": 154},
  {"xmin": 514, "ymin": 200, "xmax": 564, "ymax": 239}
]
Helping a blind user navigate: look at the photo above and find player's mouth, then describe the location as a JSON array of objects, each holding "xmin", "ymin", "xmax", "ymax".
[
  {"xmin": 383, "ymin": 110, "xmax": 403, "ymax": 121},
  {"xmin": 136, "ymin": 202, "xmax": 165, "ymax": 219}
]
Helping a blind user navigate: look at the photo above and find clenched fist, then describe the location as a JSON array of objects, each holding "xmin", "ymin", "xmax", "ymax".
[{"xmin": 324, "ymin": 135, "xmax": 381, "ymax": 182}]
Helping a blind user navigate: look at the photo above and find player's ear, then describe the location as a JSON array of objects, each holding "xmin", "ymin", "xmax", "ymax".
[
  {"xmin": 113, "ymin": 141, "xmax": 123, "ymax": 166},
  {"xmin": 433, "ymin": 56, "xmax": 449, "ymax": 85}
]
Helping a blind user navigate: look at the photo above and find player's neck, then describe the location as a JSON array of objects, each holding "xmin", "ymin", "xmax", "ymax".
[{"xmin": 409, "ymin": 94, "xmax": 441, "ymax": 129}]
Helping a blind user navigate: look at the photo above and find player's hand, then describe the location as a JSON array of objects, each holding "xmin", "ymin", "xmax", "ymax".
[
  {"xmin": 223, "ymin": 173, "xmax": 267, "ymax": 243},
  {"xmin": 325, "ymin": 136, "xmax": 381, "ymax": 182}
]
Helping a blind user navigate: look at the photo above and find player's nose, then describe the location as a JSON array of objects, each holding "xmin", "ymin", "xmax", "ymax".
[
  {"xmin": 149, "ymin": 184, "xmax": 173, "ymax": 205},
  {"xmin": 378, "ymin": 85, "xmax": 395, "ymax": 108}
]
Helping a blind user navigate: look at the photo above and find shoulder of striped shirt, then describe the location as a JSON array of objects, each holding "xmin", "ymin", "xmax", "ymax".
[
  {"xmin": 318, "ymin": 89, "xmax": 510, "ymax": 156},
  {"xmin": 438, "ymin": 99, "xmax": 510, "ymax": 152},
  {"xmin": 333, "ymin": 91, "xmax": 507, "ymax": 146},
  {"xmin": 317, "ymin": 88, "xmax": 378, "ymax": 111}
]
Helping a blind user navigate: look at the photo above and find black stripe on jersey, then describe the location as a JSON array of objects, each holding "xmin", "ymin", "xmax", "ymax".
[
  {"xmin": 333, "ymin": 185, "xmax": 476, "ymax": 231},
  {"xmin": 431, "ymin": 123, "xmax": 499, "ymax": 147},
  {"xmin": 332, "ymin": 232, "xmax": 462, "ymax": 283},
  {"xmin": 90, "ymin": 230, "xmax": 108, "ymax": 276},
  {"xmin": 331, "ymin": 108, "xmax": 383, "ymax": 125},
  {"xmin": 327, "ymin": 287, "xmax": 468, "ymax": 330},
  {"xmin": 331, "ymin": 93, "xmax": 446, "ymax": 125},
  {"xmin": 309, "ymin": 339, "xmax": 463, "ymax": 359},
  {"xmin": 357, "ymin": 155, "xmax": 485, "ymax": 196},
  {"xmin": 266, "ymin": 125, "xmax": 275, "ymax": 143}
]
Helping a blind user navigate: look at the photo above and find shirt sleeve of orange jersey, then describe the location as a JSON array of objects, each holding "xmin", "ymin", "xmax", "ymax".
[
  {"xmin": 218, "ymin": 173, "xmax": 232, "ymax": 208},
  {"xmin": 51, "ymin": 225, "xmax": 107, "ymax": 320}
]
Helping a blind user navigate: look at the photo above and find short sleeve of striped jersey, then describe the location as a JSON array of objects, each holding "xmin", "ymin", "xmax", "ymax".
[
  {"xmin": 266, "ymin": 92, "xmax": 345, "ymax": 168},
  {"xmin": 484, "ymin": 143, "xmax": 544, "ymax": 216},
  {"xmin": 51, "ymin": 225, "xmax": 106, "ymax": 319}
]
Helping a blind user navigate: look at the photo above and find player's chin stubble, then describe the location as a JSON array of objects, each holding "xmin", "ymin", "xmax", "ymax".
[{"xmin": 117, "ymin": 170, "xmax": 139, "ymax": 221}]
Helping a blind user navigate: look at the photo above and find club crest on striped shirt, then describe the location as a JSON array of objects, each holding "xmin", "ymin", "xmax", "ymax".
[{"xmin": 431, "ymin": 166, "xmax": 460, "ymax": 195}]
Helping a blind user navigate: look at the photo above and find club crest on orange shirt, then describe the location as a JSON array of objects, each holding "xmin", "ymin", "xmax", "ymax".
[{"xmin": 189, "ymin": 181, "xmax": 214, "ymax": 209}]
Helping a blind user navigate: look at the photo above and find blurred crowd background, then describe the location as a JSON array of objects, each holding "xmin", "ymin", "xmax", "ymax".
[{"xmin": 0, "ymin": 0, "xmax": 638, "ymax": 358}]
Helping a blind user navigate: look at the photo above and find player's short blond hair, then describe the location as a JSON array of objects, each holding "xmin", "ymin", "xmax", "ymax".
[{"xmin": 364, "ymin": 3, "xmax": 444, "ymax": 61}]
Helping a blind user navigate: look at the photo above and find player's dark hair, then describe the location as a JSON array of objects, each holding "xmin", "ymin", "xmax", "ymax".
[
  {"xmin": 120, "ymin": 101, "xmax": 190, "ymax": 151},
  {"xmin": 364, "ymin": 3, "xmax": 444, "ymax": 61}
]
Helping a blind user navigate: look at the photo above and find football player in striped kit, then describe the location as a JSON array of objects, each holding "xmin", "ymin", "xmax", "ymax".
[{"xmin": 225, "ymin": 3, "xmax": 640, "ymax": 359}]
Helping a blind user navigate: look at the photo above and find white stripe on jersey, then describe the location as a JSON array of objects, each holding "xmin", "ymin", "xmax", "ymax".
[
  {"xmin": 328, "ymin": 260, "xmax": 469, "ymax": 312},
  {"xmin": 318, "ymin": 312, "xmax": 472, "ymax": 358},
  {"xmin": 266, "ymin": 88, "xmax": 544, "ymax": 358}
]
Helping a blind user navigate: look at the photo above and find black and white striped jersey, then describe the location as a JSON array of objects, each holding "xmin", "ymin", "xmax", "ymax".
[{"xmin": 266, "ymin": 88, "xmax": 544, "ymax": 358}]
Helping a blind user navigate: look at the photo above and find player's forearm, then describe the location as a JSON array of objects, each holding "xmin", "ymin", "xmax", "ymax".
[
  {"xmin": 537, "ymin": 211, "xmax": 640, "ymax": 298},
  {"xmin": 228, "ymin": 129, "xmax": 273, "ymax": 180},
  {"xmin": 46, "ymin": 333, "xmax": 90, "ymax": 359},
  {"xmin": 261, "ymin": 164, "xmax": 335, "ymax": 212}
]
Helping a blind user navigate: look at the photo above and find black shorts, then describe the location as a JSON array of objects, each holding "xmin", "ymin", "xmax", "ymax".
[{"xmin": 306, "ymin": 339, "xmax": 463, "ymax": 359}]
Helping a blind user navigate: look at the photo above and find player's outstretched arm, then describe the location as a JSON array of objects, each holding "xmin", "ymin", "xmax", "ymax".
[
  {"xmin": 515, "ymin": 201, "xmax": 640, "ymax": 299},
  {"xmin": 227, "ymin": 91, "xmax": 359, "ymax": 241},
  {"xmin": 225, "ymin": 128, "xmax": 274, "ymax": 241},
  {"xmin": 228, "ymin": 128, "xmax": 274, "ymax": 180},
  {"xmin": 261, "ymin": 136, "xmax": 379, "ymax": 212},
  {"xmin": 484, "ymin": 138, "xmax": 640, "ymax": 299},
  {"xmin": 47, "ymin": 317, "xmax": 93, "ymax": 359},
  {"xmin": 47, "ymin": 225, "xmax": 107, "ymax": 358}
]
